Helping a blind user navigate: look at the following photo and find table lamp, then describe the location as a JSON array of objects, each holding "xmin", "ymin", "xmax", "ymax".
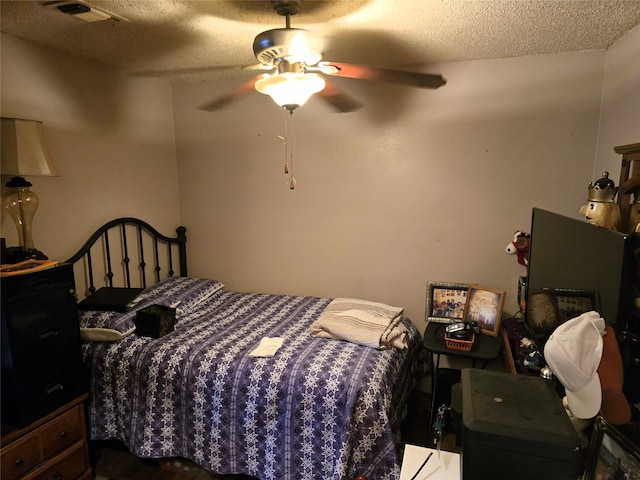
[{"xmin": 1, "ymin": 117, "xmax": 59, "ymax": 263}]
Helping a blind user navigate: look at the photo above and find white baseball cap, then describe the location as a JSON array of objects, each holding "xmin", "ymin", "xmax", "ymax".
[{"xmin": 543, "ymin": 311, "xmax": 605, "ymax": 419}]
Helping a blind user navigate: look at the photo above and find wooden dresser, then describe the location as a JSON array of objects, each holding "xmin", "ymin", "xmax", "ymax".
[{"xmin": 0, "ymin": 394, "xmax": 91, "ymax": 480}]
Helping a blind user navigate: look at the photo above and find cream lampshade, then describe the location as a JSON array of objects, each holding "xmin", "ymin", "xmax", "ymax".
[{"xmin": 1, "ymin": 117, "xmax": 59, "ymax": 262}]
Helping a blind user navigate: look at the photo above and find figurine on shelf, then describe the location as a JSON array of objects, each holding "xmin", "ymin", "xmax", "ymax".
[
  {"xmin": 520, "ymin": 337, "xmax": 535, "ymax": 351},
  {"xmin": 579, "ymin": 171, "xmax": 621, "ymax": 231}
]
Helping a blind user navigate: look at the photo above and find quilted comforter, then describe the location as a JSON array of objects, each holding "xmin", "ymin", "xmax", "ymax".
[{"xmin": 81, "ymin": 278, "xmax": 425, "ymax": 480}]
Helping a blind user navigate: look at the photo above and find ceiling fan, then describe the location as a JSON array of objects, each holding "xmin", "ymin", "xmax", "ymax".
[{"xmin": 198, "ymin": 0, "xmax": 446, "ymax": 114}]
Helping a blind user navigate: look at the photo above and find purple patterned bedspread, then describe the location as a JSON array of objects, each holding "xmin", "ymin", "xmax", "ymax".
[{"xmin": 82, "ymin": 287, "xmax": 426, "ymax": 479}]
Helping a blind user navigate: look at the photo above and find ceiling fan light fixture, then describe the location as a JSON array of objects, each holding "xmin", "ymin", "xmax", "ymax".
[
  {"xmin": 255, "ymin": 73, "xmax": 325, "ymax": 111},
  {"xmin": 253, "ymin": 29, "xmax": 322, "ymax": 67}
]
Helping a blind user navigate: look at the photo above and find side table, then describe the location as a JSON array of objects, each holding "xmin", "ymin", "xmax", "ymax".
[{"xmin": 423, "ymin": 322, "xmax": 503, "ymax": 437}]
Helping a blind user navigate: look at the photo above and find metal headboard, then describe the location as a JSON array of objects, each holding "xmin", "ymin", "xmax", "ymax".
[{"xmin": 65, "ymin": 217, "xmax": 187, "ymax": 297}]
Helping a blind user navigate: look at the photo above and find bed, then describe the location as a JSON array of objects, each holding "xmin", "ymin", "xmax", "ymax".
[{"xmin": 66, "ymin": 218, "xmax": 427, "ymax": 479}]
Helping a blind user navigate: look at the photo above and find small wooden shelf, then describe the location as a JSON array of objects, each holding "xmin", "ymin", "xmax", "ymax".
[{"xmin": 615, "ymin": 142, "xmax": 640, "ymax": 233}]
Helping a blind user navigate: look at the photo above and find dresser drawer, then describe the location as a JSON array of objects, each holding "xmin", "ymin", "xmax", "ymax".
[
  {"xmin": 1, "ymin": 396, "xmax": 89, "ymax": 480},
  {"xmin": 39, "ymin": 404, "xmax": 84, "ymax": 460},
  {"xmin": 3, "ymin": 288, "xmax": 78, "ymax": 354},
  {"xmin": 1, "ymin": 264, "xmax": 74, "ymax": 303},
  {"xmin": 26, "ymin": 441, "xmax": 89, "ymax": 480},
  {"xmin": 0, "ymin": 433, "xmax": 41, "ymax": 479}
]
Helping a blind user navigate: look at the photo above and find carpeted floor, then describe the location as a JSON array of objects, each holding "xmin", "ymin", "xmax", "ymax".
[{"xmin": 94, "ymin": 445, "xmax": 258, "ymax": 479}]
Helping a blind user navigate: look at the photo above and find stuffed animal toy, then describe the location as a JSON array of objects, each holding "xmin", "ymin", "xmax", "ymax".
[{"xmin": 505, "ymin": 230, "xmax": 531, "ymax": 266}]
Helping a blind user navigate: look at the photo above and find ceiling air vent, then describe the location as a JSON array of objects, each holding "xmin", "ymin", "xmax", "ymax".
[{"xmin": 43, "ymin": 1, "xmax": 128, "ymax": 23}]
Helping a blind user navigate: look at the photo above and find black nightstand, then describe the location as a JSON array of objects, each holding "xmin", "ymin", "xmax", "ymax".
[
  {"xmin": 423, "ymin": 322, "xmax": 503, "ymax": 437},
  {"xmin": 1, "ymin": 263, "xmax": 86, "ymax": 428}
]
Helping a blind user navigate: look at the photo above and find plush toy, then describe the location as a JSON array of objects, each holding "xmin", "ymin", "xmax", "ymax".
[{"xmin": 505, "ymin": 230, "xmax": 531, "ymax": 266}]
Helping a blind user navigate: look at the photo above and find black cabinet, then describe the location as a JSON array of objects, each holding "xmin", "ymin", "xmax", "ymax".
[{"xmin": 1, "ymin": 263, "xmax": 86, "ymax": 428}]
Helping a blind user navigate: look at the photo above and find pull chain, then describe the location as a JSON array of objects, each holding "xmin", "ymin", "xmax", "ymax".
[
  {"xmin": 279, "ymin": 109, "xmax": 296, "ymax": 189},
  {"xmin": 280, "ymin": 107, "xmax": 289, "ymax": 175},
  {"xmin": 278, "ymin": 134, "xmax": 288, "ymax": 173},
  {"xmin": 286, "ymin": 109, "xmax": 295, "ymax": 189}
]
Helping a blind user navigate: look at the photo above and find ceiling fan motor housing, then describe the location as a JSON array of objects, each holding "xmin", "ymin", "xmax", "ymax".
[{"xmin": 253, "ymin": 28, "xmax": 322, "ymax": 67}]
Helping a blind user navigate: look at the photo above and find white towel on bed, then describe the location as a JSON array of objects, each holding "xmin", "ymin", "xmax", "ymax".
[
  {"xmin": 249, "ymin": 337, "xmax": 284, "ymax": 357},
  {"xmin": 310, "ymin": 297, "xmax": 408, "ymax": 349}
]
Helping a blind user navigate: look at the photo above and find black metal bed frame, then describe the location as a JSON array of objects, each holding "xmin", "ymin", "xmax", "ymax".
[{"xmin": 65, "ymin": 218, "xmax": 187, "ymax": 296}]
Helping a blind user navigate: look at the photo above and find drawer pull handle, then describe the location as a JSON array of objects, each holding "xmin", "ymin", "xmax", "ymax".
[
  {"xmin": 14, "ymin": 458, "xmax": 24, "ymax": 466},
  {"xmin": 44, "ymin": 382, "xmax": 64, "ymax": 395},
  {"xmin": 53, "ymin": 471, "xmax": 62, "ymax": 480},
  {"xmin": 29, "ymin": 278, "xmax": 54, "ymax": 291},
  {"xmin": 39, "ymin": 328, "xmax": 59, "ymax": 340},
  {"xmin": 59, "ymin": 430, "xmax": 68, "ymax": 438}
]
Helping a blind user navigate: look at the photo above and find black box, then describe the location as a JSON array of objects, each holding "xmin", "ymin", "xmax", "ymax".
[
  {"xmin": 134, "ymin": 304, "xmax": 176, "ymax": 338},
  {"xmin": 78, "ymin": 287, "xmax": 144, "ymax": 312},
  {"xmin": 461, "ymin": 369, "xmax": 581, "ymax": 480}
]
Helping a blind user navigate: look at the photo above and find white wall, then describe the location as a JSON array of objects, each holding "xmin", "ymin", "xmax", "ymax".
[
  {"xmin": 0, "ymin": 33, "xmax": 180, "ymax": 261},
  {"xmin": 2, "ymin": 26, "xmax": 638, "ymax": 335},
  {"xmin": 172, "ymin": 50, "xmax": 607, "ymax": 332},
  {"xmin": 594, "ymin": 24, "xmax": 640, "ymax": 177}
]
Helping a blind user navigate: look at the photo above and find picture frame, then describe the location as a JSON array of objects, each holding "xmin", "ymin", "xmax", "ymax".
[
  {"xmin": 554, "ymin": 289, "xmax": 601, "ymax": 323},
  {"xmin": 463, "ymin": 286, "xmax": 506, "ymax": 337},
  {"xmin": 425, "ymin": 282, "xmax": 470, "ymax": 324},
  {"xmin": 582, "ymin": 417, "xmax": 640, "ymax": 480},
  {"xmin": 526, "ymin": 289, "xmax": 560, "ymax": 336},
  {"xmin": 526, "ymin": 288, "xmax": 601, "ymax": 340}
]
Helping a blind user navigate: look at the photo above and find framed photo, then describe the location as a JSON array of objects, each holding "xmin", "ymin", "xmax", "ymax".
[
  {"xmin": 425, "ymin": 282, "xmax": 470, "ymax": 324},
  {"xmin": 582, "ymin": 417, "xmax": 640, "ymax": 480},
  {"xmin": 554, "ymin": 289, "xmax": 601, "ymax": 323},
  {"xmin": 526, "ymin": 289, "xmax": 560, "ymax": 336},
  {"xmin": 526, "ymin": 288, "xmax": 601, "ymax": 340},
  {"xmin": 464, "ymin": 286, "xmax": 506, "ymax": 337}
]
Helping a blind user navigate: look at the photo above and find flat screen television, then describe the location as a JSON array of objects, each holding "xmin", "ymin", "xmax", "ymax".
[{"xmin": 525, "ymin": 208, "xmax": 635, "ymax": 339}]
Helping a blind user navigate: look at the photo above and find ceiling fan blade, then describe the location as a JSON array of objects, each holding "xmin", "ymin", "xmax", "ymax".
[
  {"xmin": 134, "ymin": 64, "xmax": 255, "ymax": 80},
  {"xmin": 197, "ymin": 75, "xmax": 265, "ymax": 112},
  {"xmin": 241, "ymin": 63, "xmax": 275, "ymax": 71},
  {"xmin": 318, "ymin": 80, "xmax": 362, "ymax": 113},
  {"xmin": 318, "ymin": 61, "xmax": 446, "ymax": 89}
]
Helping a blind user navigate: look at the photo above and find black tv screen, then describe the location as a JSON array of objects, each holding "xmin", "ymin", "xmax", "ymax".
[{"xmin": 526, "ymin": 208, "xmax": 634, "ymax": 336}]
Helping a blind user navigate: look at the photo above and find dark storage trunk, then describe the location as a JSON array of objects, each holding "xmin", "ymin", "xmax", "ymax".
[{"xmin": 461, "ymin": 369, "xmax": 582, "ymax": 480}]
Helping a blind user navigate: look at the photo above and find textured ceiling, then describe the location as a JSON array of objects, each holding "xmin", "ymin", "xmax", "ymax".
[{"xmin": 2, "ymin": 0, "xmax": 640, "ymax": 82}]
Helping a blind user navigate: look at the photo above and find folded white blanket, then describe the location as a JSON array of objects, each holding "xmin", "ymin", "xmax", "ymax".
[
  {"xmin": 310, "ymin": 297, "xmax": 408, "ymax": 350},
  {"xmin": 249, "ymin": 337, "xmax": 284, "ymax": 357}
]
